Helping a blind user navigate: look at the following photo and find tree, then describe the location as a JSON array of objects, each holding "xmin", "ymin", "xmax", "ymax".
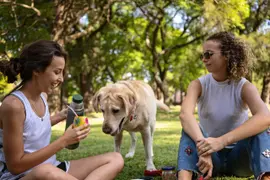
[
  {"xmin": 121, "ymin": 0, "xmax": 249, "ymax": 103},
  {"xmin": 245, "ymin": 32, "xmax": 270, "ymax": 104},
  {"xmin": 237, "ymin": 0, "xmax": 270, "ymax": 103}
]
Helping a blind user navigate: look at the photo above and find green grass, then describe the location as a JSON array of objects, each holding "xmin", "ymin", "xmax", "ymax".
[{"xmin": 51, "ymin": 106, "xmax": 251, "ymax": 180}]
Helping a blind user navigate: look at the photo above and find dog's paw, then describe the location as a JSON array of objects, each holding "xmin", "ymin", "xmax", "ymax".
[
  {"xmin": 146, "ymin": 164, "xmax": 156, "ymax": 170},
  {"xmin": 125, "ymin": 152, "xmax": 135, "ymax": 158}
]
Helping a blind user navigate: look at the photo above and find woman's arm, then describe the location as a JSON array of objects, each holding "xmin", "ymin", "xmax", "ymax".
[
  {"xmin": 42, "ymin": 92, "xmax": 67, "ymax": 126},
  {"xmin": 50, "ymin": 109, "xmax": 67, "ymax": 126},
  {"xmin": 181, "ymin": 80, "xmax": 214, "ymax": 178},
  {"xmin": 221, "ymin": 81, "xmax": 270, "ymax": 146},
  {"xmin": 1, "ymin": 96, "xmax": 89, "ymax": 175},
  {"xmin": 180, "ymin": 79, "xmax": 204, "ymax": 142}
]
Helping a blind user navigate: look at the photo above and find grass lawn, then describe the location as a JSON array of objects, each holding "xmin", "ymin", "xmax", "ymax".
[{"xmin": 51, "ymin": 106, "xmax": 252, "ymax": 180}]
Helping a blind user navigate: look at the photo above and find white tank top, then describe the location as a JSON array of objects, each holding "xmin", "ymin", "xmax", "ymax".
[
  {"xmin": 198, "ymin": 74, "xmax": 249, "ymax": 139},
  {"xmin": 0, "ymin": 91, "xmax": 60, "ymax": 180}
]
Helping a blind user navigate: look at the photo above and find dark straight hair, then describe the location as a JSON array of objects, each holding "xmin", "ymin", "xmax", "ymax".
[{"xmin": 0, "ymin": 40, "xmax": 67, "ymax": 100}]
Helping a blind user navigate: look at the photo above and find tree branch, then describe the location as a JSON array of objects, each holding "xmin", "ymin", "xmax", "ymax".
[
  {"xmin": 65, "ymin": 0, "xmax": 114, "ymax": 42},
  {"xmin": 144, "ymin": 22, "xmax": 153, "ymax": 51},
  {"xmin": 0, "ymin": 0, "xmax": 41, "ymax": 16},
  {"xmin": 180, "ymin": 15, "xmax": 199, "ymax": 37},
  {"xmin": 161, "ymin": 34, "xmax": 207, "ymax": 55}
]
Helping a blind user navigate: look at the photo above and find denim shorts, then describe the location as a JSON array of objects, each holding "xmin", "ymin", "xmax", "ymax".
[{"xmin": 177, "ymin": 127, "xmax": 270, "ymax": 179}]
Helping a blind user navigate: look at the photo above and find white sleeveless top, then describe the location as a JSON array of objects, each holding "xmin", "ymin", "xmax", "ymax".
[
  {"xmin": 0, "ymin": 91, "xmax": 60, "ymax": 180},
  {"xmin": 198, "ymin": 74, "xmax": 249, "ymax": 139}
]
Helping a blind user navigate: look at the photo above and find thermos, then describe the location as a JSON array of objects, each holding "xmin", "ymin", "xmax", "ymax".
[{"xmin": 65, "ymin": 94, "xmax": 84, "ymax": 150}]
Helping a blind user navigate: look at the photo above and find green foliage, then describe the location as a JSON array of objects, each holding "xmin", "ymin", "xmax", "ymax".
[
  {"xmin": 0, "ymin": 75, "xmax": 14, "ymax": 99},
  {"xmin": 1, "ymin": 0, "xmax": 270, "ymax": 106},
  {"xmin": 0, "ymin": 1, "xmax": 52, "ymax": 56},
  {"xmin": 245, "ymin": 32, "xmax": 270, "ymax": 75},
  {"xmin": 0, "ymin": 76, "xmax": 7, "ymax": 99},
  {"xmin": 65, "ymin": 0, "xmax": 269, "ymax": 101},
  {"xmin": 241, "ymin": 32, "xmax": 270, "ymax": 92},
  {"xmin": 203, "ymin": 0, "xmax": 249, "ymax": 31},
  {"xmin": 168, "ymin": 44, "xmax": 206, "ymax": 92}
]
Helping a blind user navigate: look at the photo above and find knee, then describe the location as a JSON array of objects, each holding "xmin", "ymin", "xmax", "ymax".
[
  {"xmin": 32, "ymin": 164, "xmax": 53, "ymax": 176},
  {"xmin": 32, "ymin": 164, "xmax": 65, "ymax": 180},
  {"xmin": 111, "ymin": 152, "xmax": 124, "ymax": 170}
]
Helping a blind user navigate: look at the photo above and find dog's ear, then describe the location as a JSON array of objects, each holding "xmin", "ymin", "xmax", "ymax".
[
  {"xmin": 92, "ymin": 89, "xmax": 103, "ymax": 112},
  {"xmin": 118, "ymin": 93, "xmax": 137, "ymax": 115}
]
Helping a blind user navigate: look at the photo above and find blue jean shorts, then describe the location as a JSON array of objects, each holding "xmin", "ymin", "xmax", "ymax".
[{"xmin": 177, "ymin": 127, "xmax": 270, "ymax": 179}]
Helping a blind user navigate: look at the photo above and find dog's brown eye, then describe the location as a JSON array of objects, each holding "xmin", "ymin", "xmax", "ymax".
[{"xmin": 112, "ymin": 109, "xmax": 119, "ymax": 113}]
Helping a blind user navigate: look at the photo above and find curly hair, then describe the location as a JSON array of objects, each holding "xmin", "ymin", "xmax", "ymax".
[{"xmin": 206, "ymin": 32, "xmax": 253, "ymax": 80}]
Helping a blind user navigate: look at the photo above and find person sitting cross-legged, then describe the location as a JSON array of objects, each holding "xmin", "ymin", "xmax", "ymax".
[{"xmin": 177, "ymin": 32, "xmax": 270, "ymax": 180}]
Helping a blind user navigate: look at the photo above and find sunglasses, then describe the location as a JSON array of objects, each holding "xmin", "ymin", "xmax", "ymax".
[{"xmin": 200, "ymin": 51, "xmax": 215, "ymax": 60}]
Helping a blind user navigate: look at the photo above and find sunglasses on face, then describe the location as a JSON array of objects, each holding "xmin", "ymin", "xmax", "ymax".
[{"xmin": 200, "ymin": 51, "xmax": 214, "ymax": 60}]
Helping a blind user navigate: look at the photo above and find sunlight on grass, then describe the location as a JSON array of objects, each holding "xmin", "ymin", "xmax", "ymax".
[{"xmin": 52, "ymin": 106, "xmax": 251, "ymax": 180}]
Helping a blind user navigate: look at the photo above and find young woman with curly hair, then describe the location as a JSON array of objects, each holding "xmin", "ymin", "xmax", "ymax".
[
  {"xmin": 177, "ymin": 32, "xmax": 270, "ymax": 180},
  {"xmin": 0, "ymin": 40, "xmax": 124, "ymax": 180}
]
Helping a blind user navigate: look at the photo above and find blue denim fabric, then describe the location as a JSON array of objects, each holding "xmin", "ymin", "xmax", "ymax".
[{"xmin": 177, "ymin": 128, "xmax": 270, "ymax": 179}]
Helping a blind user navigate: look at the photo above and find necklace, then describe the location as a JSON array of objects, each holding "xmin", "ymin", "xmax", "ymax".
[{"xmin": 29, "ymin": 98, "xmax": 44, "ymax": 121}]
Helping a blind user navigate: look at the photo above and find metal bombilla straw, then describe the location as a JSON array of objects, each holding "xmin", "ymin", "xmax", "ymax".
[{"xmin": 66, "ymin": 104, "xmax": 79, "ymax": 117}]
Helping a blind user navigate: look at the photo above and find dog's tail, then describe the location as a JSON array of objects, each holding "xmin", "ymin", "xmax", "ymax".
[{"xmin": 156, "ymin": 99, "xmax": 170, "ymax": 112}]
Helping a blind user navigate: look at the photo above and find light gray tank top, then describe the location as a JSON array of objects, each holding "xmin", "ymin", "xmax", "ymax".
[
  {"xmin": 0, "ymin": 91, "xmax": 60, "ymax": 180},
  {"xmin": 198, "ymin": 74, "xmax": 249, "ymax": 139}
]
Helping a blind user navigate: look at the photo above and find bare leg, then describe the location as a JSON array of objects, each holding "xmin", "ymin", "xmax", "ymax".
[
  {"xmin": 68, "ymin": 152, "xmax": 124, "ymax": 180},
  {"xmin": 178, "ymin": 170, "xmax": 193, "ymax": 180},
  {"xmin": 21, "ymin": 163, "xmax": 77, "ymax": 180}
]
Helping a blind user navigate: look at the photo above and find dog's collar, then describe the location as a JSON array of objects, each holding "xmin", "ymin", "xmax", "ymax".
[
  {"xmin": 129, "ymin": 114, "xmax": 137, "ymax": 121},
  {"xmin": 129, "ymin": 108, "xmax": 137, "ymax": 121}
]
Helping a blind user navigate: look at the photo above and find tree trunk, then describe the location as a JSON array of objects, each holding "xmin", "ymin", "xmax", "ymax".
[
  {"xmin": 47, "ymin": 0, "xmax": 68, "ymax": 113},
  {"xmin": 61, "ymin": 78, "xmax": 69, "ymax": 108},
  {"xmin": 261, "ymin": 73, "xmax": 270, "ymax": 104},
  {"xmin": 80, "ymin": 73, "xmax": 94, "ymax": 113},
  {"xmin": 47, "ymin": 0, "xmax": 113, "ymax": 113},
  {"xmin": 153, "ymin": 73, "xmax": 169, "ymax": 104}
]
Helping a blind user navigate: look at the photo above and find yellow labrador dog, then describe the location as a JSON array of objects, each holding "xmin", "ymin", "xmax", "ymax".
[{"xmin": 92, "ymin": 80, "xmax": 169, "ymax": 170}]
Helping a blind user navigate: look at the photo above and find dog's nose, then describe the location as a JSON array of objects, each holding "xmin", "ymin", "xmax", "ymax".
[{"xmin": 102, "ymin": 124, "xmax": 112, "ymax": 134}]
